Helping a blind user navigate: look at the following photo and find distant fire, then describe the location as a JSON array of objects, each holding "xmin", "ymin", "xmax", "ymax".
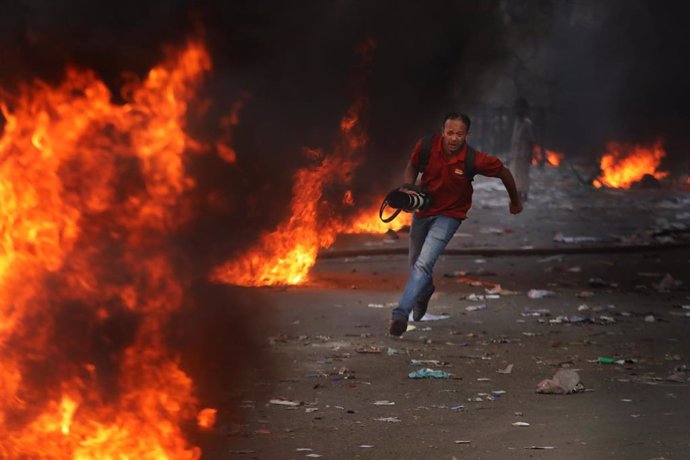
[
  {"xmin": 343, "ymin": 190, "xmax": 355, "ymax": 206},
  {"xmin": 215, "ymin": 96, "xmax": 246, "ymax": 164},
  {"xmin": 212, "ymin": 136, "xmax": 362, "ymax": 286},
  {"xmin": 0, "ymin": 41, "xmax": 212, "ymax": 458},
  {"xmin": 593, "ymin": 140, "xmax": 668, "ymax": 188},
  {"xmin": 196, "ymin": 408, "xmax": 217, "ymax": 430},
  {"xmin": 532, "ymin": 146, "xmax": 564, "ymax": 167}
]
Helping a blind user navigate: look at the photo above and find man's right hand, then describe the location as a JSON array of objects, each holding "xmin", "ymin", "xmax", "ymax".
[{"xmin": 509, "ymin": 200, "xmax": 523, "ymax": 214}]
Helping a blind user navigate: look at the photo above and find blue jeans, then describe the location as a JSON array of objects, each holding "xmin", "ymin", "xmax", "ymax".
[{"xmin": 392, "ymin": 214, "xmax": 461, "ymax": 321}]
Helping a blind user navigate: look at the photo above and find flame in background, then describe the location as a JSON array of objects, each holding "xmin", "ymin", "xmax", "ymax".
[
  {"xmin": 196, "ymin": 408, "xmax": 217, "ymax": 430},
  {"xmin": 212, "ymin": 38, "xmax": 405, "ymax": 287},
  {"xmin": 593, "ymin": 140, "xmax": 668, "ymax": 189},
  {"xmin": 216, "ymin": 93, "xmax": 251, "ymax": 164},
  {"xmin": 546, "ymin": 150, "xmax": 563, "ymax": 167},
  {"xmin": 532, "ymin": 146, "xmax": 564, "ymax": 167},
  {"xmin": 211, "ymin": 99, "xmax": 365, "ymax": 287},
  {"xmin": 0, "ymin": 41, "xmax": 211, "ymax": 458},
  {"xmin": 342, "ymin": 190, "xmax": 354, "ymax": 207},
  {"xmin": 341, "ymin": 190, "xmax": 412, "ymax": 233},
  {"xmin": 345, "ymin": 203, "xmax": 411, "ymax": 234}
]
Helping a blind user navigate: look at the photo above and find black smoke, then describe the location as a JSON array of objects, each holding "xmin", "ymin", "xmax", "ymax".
[
  {"xmin": 0, "ymin": 1, "xmax": 523, "ymax": 263},
  {"xmin": 526, "ymin": 1, "xmax": 690, "ymax": 167},
  {"xmin": 0, "ymin": 0, "xmax": 686, "ymax": 294}
]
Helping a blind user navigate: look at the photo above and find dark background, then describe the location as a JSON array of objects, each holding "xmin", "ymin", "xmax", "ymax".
[{"xmin": 1, "ymin": 0, "xmax": 688, "ymax": 256}]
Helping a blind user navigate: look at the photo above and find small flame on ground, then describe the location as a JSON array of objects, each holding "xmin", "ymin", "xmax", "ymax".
[
  {"xmin": 337, "ymin": 192, "xmax": 411, "ymax": 232},
  {"xmin": 532, "ymin": 146, "xmax": 564, "ymax": 167},
  {"xmin": 197, "ymin": 408, "xmax": 217, "ymax": 430},
  {"xmin": 342, "ymin": 203, "xmax": 411, "ymax": 234},
  {"xmin": 216, "ymin": 93, "xmax": 251, "ymax": 164},
  {"xmin": 343, "ymin": 190, "xmax": 355, "ymax": 206},
  {"xmin": 593, "ymin": 140, "xmax": 668, "ymax": 188}
]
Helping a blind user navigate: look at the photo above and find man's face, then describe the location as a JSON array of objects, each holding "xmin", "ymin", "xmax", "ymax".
[{"xmin": 441, "ymin": 119, "xmax": 468, "ymax": 154}]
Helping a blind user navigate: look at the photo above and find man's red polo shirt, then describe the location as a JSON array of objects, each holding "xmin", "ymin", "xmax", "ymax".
[{"xmin": 410, "ymin": 135, "xmax": 503, "ymax": 220}]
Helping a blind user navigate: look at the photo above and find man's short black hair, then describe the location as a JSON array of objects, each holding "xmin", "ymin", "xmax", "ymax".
[{"xmin": 443, "ymin": 112, "xmax": 471, "ymax": 131}]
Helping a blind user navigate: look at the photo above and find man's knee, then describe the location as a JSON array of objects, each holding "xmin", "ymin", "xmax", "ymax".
[{"xmin": 412, "ymin": 258, "xmax": 434, "ymax": 278}]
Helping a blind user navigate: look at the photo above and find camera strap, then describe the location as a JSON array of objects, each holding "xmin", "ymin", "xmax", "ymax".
[
  {"xmin": 378, "ymin": 199, "xmax": 402, "ymax": 223},
  {"xmin": 379, "ymin": 186, "xmax": 432, "ymax": 223}
]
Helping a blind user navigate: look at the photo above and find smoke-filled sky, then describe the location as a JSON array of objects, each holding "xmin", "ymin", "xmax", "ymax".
[
  {"xmin": 2, "ymin": 1, "xmax": 687, "ymax": 149},
  {"xmin": 1, "ymin": 0, "xmax": 688, "ymax": 257}
]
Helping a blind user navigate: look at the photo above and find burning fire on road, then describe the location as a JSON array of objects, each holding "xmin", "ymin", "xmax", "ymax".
[
  {"xmin": 593, "ymin": 140, "xmax": 668, "ymax": 189},
  {"xmin": 0, "ymin": 39, "xmax": 235, "ymax": 458},
  {"xmin": 212, "ymin": 39, "xmax": 409, "ymax": 288},
  {"xmin": 532, "ymin": 147, "xmax": 564, "ymax": 167},
  {"xmin": 0, "ymin": 31, "xmax": 407, "ymax": 457}
]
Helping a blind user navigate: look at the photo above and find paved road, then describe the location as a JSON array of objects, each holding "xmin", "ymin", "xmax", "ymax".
[{"xmin": 200, "ymin": 167, "xmax": 690, "ymax": 459}]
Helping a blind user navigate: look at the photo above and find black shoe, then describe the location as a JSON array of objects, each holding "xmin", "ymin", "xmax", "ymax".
[
  {"xmin": 389, "ymin": 318, "xmax": 408, "ymax": 336},
  {"xmin": 412, "ymin": 285, "xmax": 435, "ymax": 322}
]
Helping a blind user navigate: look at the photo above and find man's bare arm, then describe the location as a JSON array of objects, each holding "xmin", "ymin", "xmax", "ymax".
[
  {"xmin": 498, "ymin": 166, "xmax": 523, "ymax": 214},
  {"xmin": 404, "ymin": 160, "xmax": 418, "ymax": 185}
]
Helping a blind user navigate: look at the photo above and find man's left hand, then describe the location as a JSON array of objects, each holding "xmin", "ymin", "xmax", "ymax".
[{"xmin": 509, "ymin": 200, "xmax": 523, "ymax": 214}]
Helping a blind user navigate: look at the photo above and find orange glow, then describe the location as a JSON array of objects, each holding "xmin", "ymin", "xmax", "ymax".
[
  {"xmin": 532, "ymin": 146, "xmax": 564, "ymax": 167},
  {"xmin": 342, "ymin": 202, "xmax": 411, "ymax": 234},
  {"xmin": 340, "ymin": 97, "xmax": 368, "ymax": 149},
  {"xmin": 216, "ymin": 142, "xmax": 237, "ymax": 163},
  {"xmin": 216, "ymin": 93, "xmax": 250, "ymax": 164},
  {"xmin": 60, "ymin": 396, "xmax": 78, "ymax": 435},
  {"xmin": 212, "ymin": 110, "xmax": 365, "ymax": 286},
  {"xmin": 0, "ymin": 41, "xmax": 212, "ymax": 458},
  {"xmin": 545, "ymin": 150, "xmax": 563, "ymax": 166},
  {"xmin": 343, "ymin": 190, "xmax": 354, "ymax": 206},
  {"xmin": 196, "ymin": 408, "xmax": 217, "ymax": 430},
  {"xmin": 594, "ymin": 140, "xmax": 668, "ymax": 188}
]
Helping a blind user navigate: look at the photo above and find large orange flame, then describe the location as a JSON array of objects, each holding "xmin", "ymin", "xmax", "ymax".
[
  {"xmin": 0, "ymin": 41, "xmax": 211, "ymax": 458},
  {"xmin": 593, "ymin": 140, "xmax": 668, "ymax": 188},
  {"xmin": 212, "ymin": 106, "xmax": 366, "ymax": 286},
  {"xmin": 212, "ymin": 39, "xmax": 394, "ymax": 287},
  {"xmin": 216, "ymin": 93, "xmax": 251, "ymax": 164}
]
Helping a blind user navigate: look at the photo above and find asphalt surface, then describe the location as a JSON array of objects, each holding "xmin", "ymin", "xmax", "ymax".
[{"xmin": 200, "ymin": 167, "xmax": 690, "ymax": 459}]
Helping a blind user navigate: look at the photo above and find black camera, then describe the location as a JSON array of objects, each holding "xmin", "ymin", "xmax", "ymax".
[{"xmin": 379, "ymin": 184, "xmax": 432, "ymax": 223}]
